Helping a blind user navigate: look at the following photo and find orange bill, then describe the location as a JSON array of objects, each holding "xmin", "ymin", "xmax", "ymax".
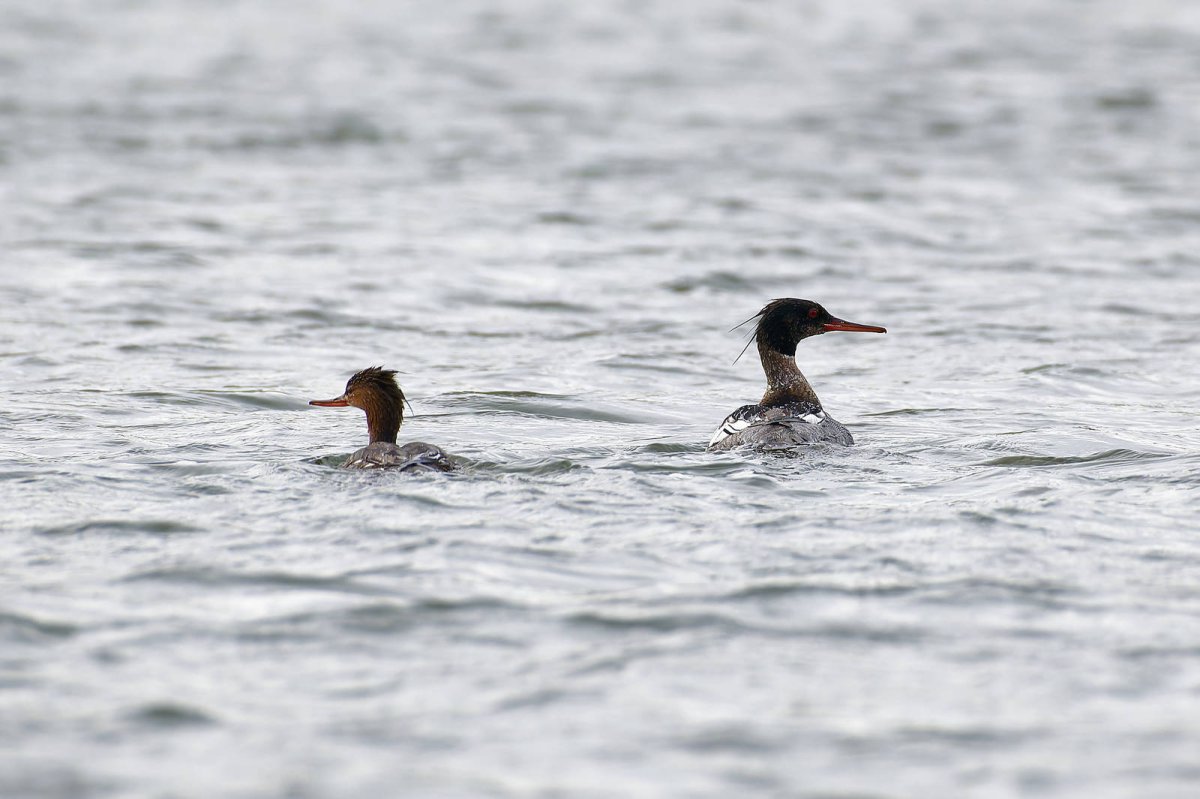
[
  {"xmin": 309, "ymin": 397, "xmax": 349, "ymax": 407},
  {"xmin": 823, "ymin": 317, "xmax": 887, "ymax": 334}
]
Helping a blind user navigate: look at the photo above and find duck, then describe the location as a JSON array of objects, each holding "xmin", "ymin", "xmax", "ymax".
[
  {"xmin": 310, "ymin": 367, "xmax": 456, "ymax": 471},
  {"xmin": 708, "ymin": 299, "xmax": 886, "ymax": 451}
]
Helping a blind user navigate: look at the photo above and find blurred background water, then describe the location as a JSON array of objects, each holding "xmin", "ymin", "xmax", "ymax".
[{"xmin": 3, "ymin": 1, "xmax": 1200, "ymax": 796}]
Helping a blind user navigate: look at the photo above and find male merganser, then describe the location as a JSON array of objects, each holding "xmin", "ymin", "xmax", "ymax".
[
  {"xmin": 310, "ymin": 367, "xmax": 456, "ymax": 471},
  {"xmin": 708, "ymin": 299, "xmax": 886, "ymax": 450}
]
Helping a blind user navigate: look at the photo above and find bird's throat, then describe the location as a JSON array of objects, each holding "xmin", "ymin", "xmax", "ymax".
[{"xmin": 758, "ymin": 347, "xmax": 821, "ymax": 408}]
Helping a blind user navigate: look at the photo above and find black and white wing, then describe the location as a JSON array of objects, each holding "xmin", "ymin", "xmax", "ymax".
[
  {"xmin": 708, "ymin": 404, "xmax": 760, "ymax": 450},
  {"xmin": 343, "ymin": 441, "xmax": 458, "ymax": 471},
  {"xmin": 707, "ymin": 404, "xmax": 853, "ymax": 451}
]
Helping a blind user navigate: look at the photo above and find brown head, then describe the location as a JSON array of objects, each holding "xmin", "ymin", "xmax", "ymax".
[{"xmin": 310, "ymin": 366, "xmax": 407, "ymax": 445}]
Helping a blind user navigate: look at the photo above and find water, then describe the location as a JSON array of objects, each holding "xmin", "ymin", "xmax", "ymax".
[{"xmin": 4, "ymin": 1, "xmax": 1200, "ymax": 796}]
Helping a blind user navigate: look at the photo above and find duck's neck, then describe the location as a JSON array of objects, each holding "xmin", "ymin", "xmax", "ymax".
[
  {"xmin": 758, "ymin": 342, "xmax": 821, "ymax": 409},
  {"xmin": 363, "ymin": 397, "xmax": 402, "ymax": 445}
]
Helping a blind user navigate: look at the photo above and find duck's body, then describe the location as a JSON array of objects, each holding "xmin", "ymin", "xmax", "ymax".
[
  {"xmin": 709, "ymin": 400, "xmax": 853, "ymax": 450},
  {"xmin": 708, "ymin": 299, "xmax": 885, "ymax": 452},
  {"xmin": 311, "ymin": 367, "xmax": 456, "ymax": 472},
  {"xmin": 343, "ymin": 441, "xmax": 455, "ymax": 471}
]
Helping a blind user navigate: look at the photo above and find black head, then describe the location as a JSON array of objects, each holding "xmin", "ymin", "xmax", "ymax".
[
  {"xmin": 310, "ymin": 366, "xmax": 407, "ymax": 444},
  {"xmin": 752, "ymin": 298, "xmax": 886, "ymax": 357}
]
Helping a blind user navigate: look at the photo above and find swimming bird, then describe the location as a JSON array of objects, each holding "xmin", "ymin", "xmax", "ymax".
[
  {"xmin": 310, "ymin": 367, "xmax": 456, "ymax": 471},
  {"xmin": 708, "ymin": 299, "xmax": 886, "ymax": 451}
]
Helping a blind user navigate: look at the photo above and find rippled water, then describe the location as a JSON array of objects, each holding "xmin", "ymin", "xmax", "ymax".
[{"xmin": 4, "ymin": 1, "xmax": 1200, "ymax": 796}]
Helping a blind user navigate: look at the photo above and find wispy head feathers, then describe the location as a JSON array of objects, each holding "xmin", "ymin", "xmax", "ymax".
[
  {"xmin": 730, "ymin": 298, "xmax": 830, "ymax": 362},
  {"xmin": 730, "ymin": 310, "xmax": 764, "ymax": 365},
  {"xmin": 346, "ymin": 366, "xmax": 401, "ymax": 395},
  {"xmin": 346, "ymin": 366, "xmax": 413, "ymax": 416}
]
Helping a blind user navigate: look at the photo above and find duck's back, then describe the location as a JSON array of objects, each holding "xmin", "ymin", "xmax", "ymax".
[
  {"xmin": 343, "ymin": 441, "xmax": 457, "ymax": 471},
  {"xmin": 708, "ymin": 402, "xmax": 853, "ymax": 451}
]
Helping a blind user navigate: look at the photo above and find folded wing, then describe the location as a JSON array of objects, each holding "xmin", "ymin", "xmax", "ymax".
[{"xmin": 344, "ymin": 441, "xmax": 457, "ymax": 471}]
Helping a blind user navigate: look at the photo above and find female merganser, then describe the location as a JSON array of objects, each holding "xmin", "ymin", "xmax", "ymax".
[
  {"xmin": 310, "ymin": 367, "xmax": 456, "ymax": 471},
  {"xmin": 708, "ymin": 299, "xmax": 886, "ymax": 451}
]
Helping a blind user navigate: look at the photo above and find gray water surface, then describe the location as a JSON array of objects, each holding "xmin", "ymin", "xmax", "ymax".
[{"xmin": 4, "ymin": 1, "xmax": 1200, "ymax": 797}]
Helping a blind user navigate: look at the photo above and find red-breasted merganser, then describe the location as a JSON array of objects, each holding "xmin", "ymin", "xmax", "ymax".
[
  {"xmin": 310, "ymin": 367, "xmax": 456, "ymax": 471},
  {"xmin": 708, "ymin": 299, "xmax": 886, "ymax": 450}
]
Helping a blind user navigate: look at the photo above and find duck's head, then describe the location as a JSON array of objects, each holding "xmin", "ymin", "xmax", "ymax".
[
  {"xmin": 310, "ymin": 366, "xmax": 406, "ymax": 444},
  {"xmin": 754, "ymin": 298, "xmax": 886, "ymax": 356}
]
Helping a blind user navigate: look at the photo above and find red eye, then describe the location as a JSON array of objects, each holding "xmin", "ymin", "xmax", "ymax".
[{"xmin": 808, "ymin": 308, "xmax": 820, "ymax": 319}]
